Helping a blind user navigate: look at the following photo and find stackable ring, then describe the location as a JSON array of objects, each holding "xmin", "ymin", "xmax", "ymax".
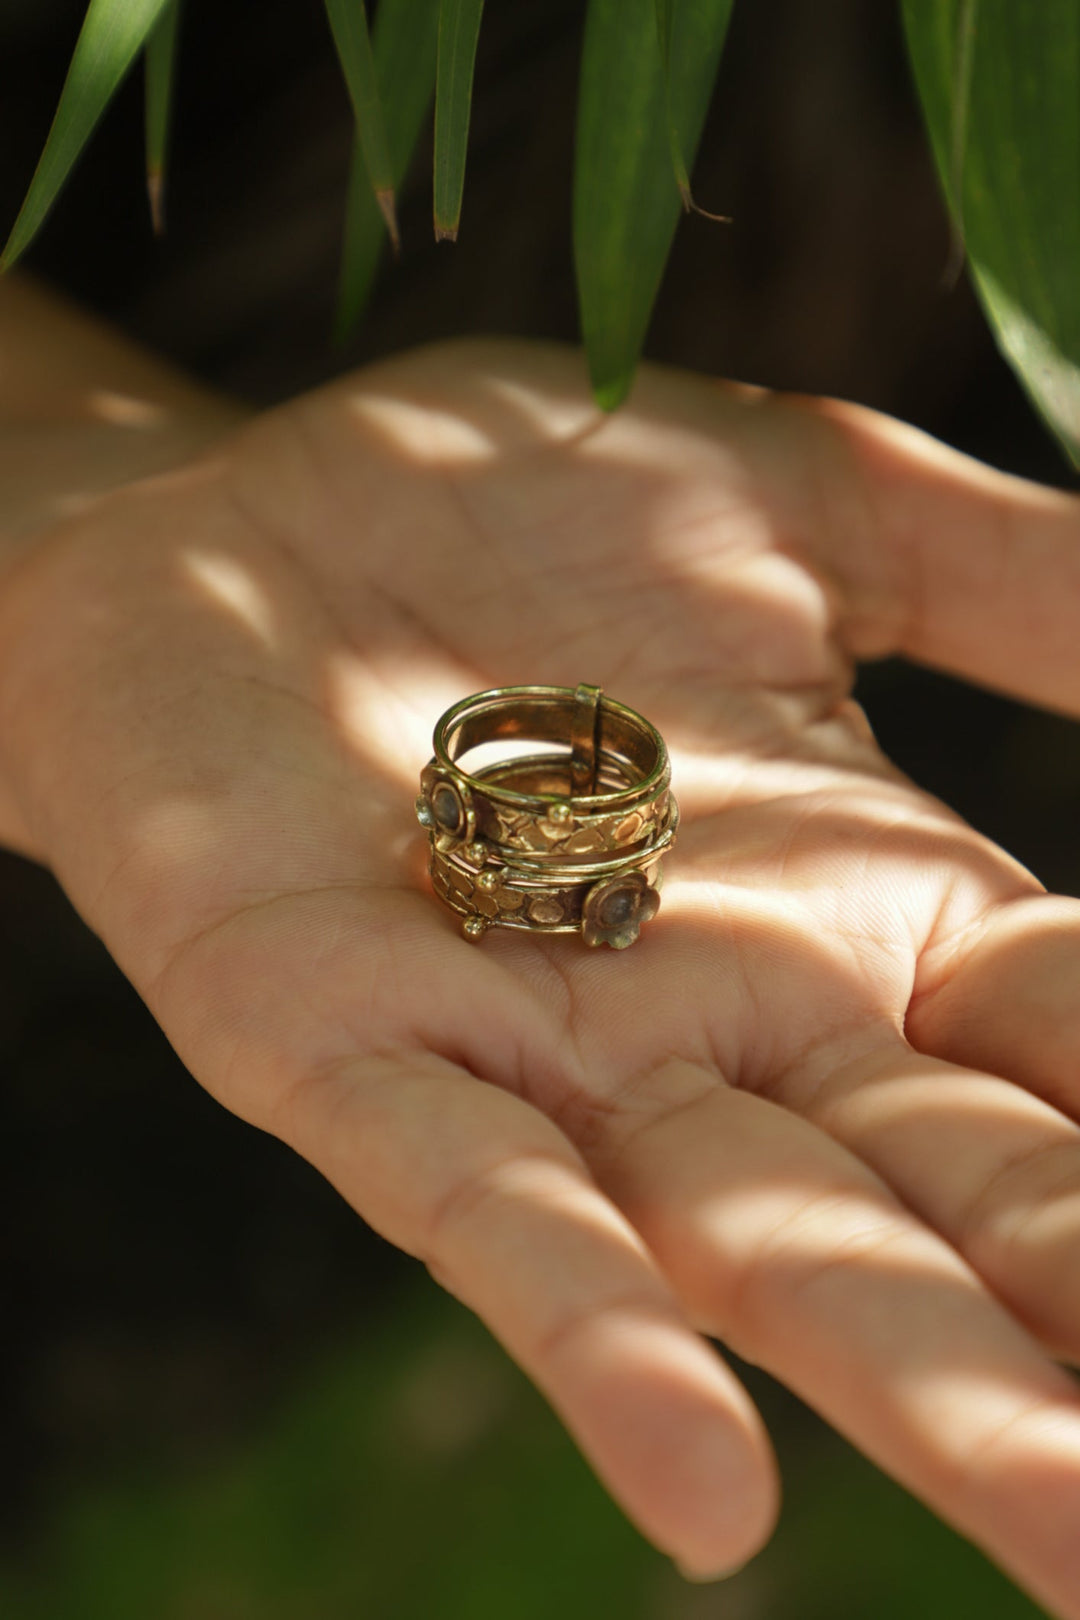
[{"xmin": 415, "ymin": 683, "xmax": 677, "ymax": 948}]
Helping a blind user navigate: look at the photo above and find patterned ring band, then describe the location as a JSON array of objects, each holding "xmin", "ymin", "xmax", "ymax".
[{"xmin": 415, "ymin": 683, "xmax": 678, "ymax": 948}]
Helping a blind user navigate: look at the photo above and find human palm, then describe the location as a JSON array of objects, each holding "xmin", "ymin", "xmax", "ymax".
[{"xmin": 4, "ymin": 341, "xmax": 1080, "ymax": 1612}]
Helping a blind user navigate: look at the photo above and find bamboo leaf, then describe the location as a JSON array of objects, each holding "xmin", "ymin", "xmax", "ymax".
[
  {"xmin": 144, "ymin": 0, "xmax": 181, "ymax": 235},
  {"xmin": 943, "ymin": 0, "xmax": 976, "ymax": 281},
  {"xmin": 2, "ymin": 0, "xmax": 176, "ymax": 271},
  {"xmin": 334, "ymin": 0, "xmax": 439, "ymax": 342},
  {"xmin": 903, "ymin": 0, "xmax": 1080, "ymax": 468},
  {"xmin": 654, "ymin": 0, "xmax": 691, "ymax": 207},
  {"xmin": 324, "ymin": 0, "xmax": 400, "ymax": 250},
  {"xmin": 433, "ymin": 0, "xmax": 485, "ymax": 241},
  {"xmin": 575, "ymin": 0, "xmax": 735, "ymax": 408},
  {"xmin": 654, "ymin": 0, "xmax": 729, "ymax": 219}
]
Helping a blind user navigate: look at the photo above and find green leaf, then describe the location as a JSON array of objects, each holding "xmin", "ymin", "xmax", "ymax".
[
  {"xmin": 324, "ymin": 0, "xmax": 400, "ymax": 250},
  {"xmin": 144, "ymin": 0, "xmax": 181, "ymax": 235},
  {"xmin": 433, "ymin": 0, "xmax": 485, "ymax": 242},
  {"xmin": 903, "ymin": 0, "xmax": 1080, "ymax": 468},
  {"xmin": 653, "ymin": 0, "xmax": 729, "ymax": 219},
  {"xmin": 653, "ymin": 0, "xmax": 691, "ymax": 207},
  {"xmin": 575, "ymin": 0, "xmax": 735, "ymax": 409},
  {"xmin": 942, "ymin": 0, "xmax": 976, "ymax": 281},
  {"xmin": 2, "ymin": 0, "xmax": 177, "ymax": 271},
  {"xmin": 334, "ymin": 0, "xmax": 439, "ymax": 342}
]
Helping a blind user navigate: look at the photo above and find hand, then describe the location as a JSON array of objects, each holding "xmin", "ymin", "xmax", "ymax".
[{"xmin": 3, "ymin": 341, "xmax": 1080, "ymax": 1612}]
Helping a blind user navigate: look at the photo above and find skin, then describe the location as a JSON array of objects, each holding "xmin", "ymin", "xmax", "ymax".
[{"xmin": 4, "ymin": 285, "xmax": 1080, "ymax": 1610}]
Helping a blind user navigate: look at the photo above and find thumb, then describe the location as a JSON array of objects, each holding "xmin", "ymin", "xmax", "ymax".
[{"xmin": 801, "ymin": 395, "xmax": 1080, "ymax": 715}]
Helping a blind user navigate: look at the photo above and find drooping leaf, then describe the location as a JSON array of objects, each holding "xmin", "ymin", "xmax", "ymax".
[
  {"xmin": 433, "ymin": 0, "xmax": 485, "ymax": 241},
  {"xmin": 575, "ymin": 0, "xmax": 735, "ymax": 409},
  {"xmin": 144, "ymin": 0, "xmax": 181, "ymax": 235},
  {"xmin": 653, "ymin": 0, "xmax": 729, "ymax": 220},
  {"xmin": 903, "ymin": 0, "xmax": 1080, "ymax": 468},
  {"xmin": 324, "ymin": 0, "xmax": 400, "ymax": 249},
  {"xmin": 653, "ymin": 0, "xmax": 691, "ymax": 208},
  {"xmin": 334, "ymin": 0, "xmax": 439, "ymax": 342},
  {"xmin": 942, "ymin": 0, "xmax": 976, "ymax": 281},
  {"xmin": 2, "ymin": 0, "xmax": 176, "ymax": 270}
]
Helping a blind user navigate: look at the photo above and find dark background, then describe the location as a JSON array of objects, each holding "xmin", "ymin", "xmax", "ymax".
[{"xmin": 0, "ymin": 2, "xmax": 1077, "ymax": 1613}]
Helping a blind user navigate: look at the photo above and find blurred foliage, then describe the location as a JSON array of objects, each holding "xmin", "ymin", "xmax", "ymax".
[
  {"xmin": 0, "ymin": 1278, "xmax": 1048, "ymax": 1620},
  {"xmin": 7, "ymin": 0, "xmax": 1080, "ymax": 447},
  {"xmin": 324, "ymin": 0, "xmax": 399, "ymax": 250},
  {"xmin": 433, "ymin": 0, "xmax": 485, "ymax": 242},
  {"xmin": 904, "ymin": 0, "xmax": 1080, "ymax": 468},
  {"xmin": 142, "ymin": 0, "xmax": 179, "ymax": 233},
  {"xmin": 0, "ymin": 6, "xmax": 1076, "ymax": 1608},
  {"xmin": 335, "ymin": 0, "xmax": 439, "ymax": 344},
  {"xmin": 574, "ymin": 0, "xmax": 734, "ymax": 407},
  {"xmin": 0, "ymin": 0, "xmax": 174, "ymax": 269}
]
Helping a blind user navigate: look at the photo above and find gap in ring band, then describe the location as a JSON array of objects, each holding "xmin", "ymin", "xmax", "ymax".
[
  {"xmin": 441, "ymin": 688, "xmax": 664, "ymax": 789},
  {"xmin": 457, "ymin": 741, "xmax": 637, "ymax": 799}
]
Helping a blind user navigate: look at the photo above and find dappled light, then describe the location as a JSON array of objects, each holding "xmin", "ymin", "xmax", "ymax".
[
  {"xmin": 181, "ymin": 549, "xmax": 278, "ymax": 649},
  {"xmin": 343, "ymin": 389, "xmax": 499, "ymax": 467},
  {"xmin": 85, "ymin": 388, "xmax": 169, "ymax": 429},
  {"xmin": 322, "ymin": 647, "xmax": 469, "ymax": 786},
  {"xmin": 3, "ymin": 331, "xmax": 1080, "ymax": 1618},
  {"xmin": 5, "ymin": 0, "xmax": 1080, "ymax": 1610}
]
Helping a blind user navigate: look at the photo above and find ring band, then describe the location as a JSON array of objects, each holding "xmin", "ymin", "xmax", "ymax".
[{"xmin": 415, "ymin": 684, "xmax": 677, "ymax": 947}]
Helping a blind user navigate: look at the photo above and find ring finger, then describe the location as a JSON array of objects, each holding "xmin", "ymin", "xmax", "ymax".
[
  {"xmin": 769, "ymin": 1036, "xmax": 1080, "ymax": 1364},
  {"xmin": 590, "ymin": 1060, "xmax": 1080, "ymax": 1620}
]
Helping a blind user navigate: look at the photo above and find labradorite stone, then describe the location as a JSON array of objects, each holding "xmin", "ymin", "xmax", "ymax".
[
  {"xmin": 598, "ymin": 885, "xmax": 637, "ymax": 928},
  {"xmin": 432, "ymin": 783, "xmax": 462, "ymax": 833}
]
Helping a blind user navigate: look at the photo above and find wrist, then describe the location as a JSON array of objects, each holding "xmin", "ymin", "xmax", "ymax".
[
  {"xmin": 0, "ymin": 401, "xmax": 248, "ymax": 565},
  {"xmin": 0, "ymin": 276, "xmax": 253, "ymax": 855},
  {"xmin": 0, "ymin": 273, "xmax": 250, "ymax": 565}
]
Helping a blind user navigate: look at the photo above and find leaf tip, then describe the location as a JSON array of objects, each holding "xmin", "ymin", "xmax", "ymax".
[
  {"xmin": 376, "ymin": 188, "xmax": 400, "ymax": 254},
  {"xmin": 591, "ymin": 372, "xmax": 633, "ymax": 412},
  {"xmin": 673, "ymin": 166, "xmax": 731, "ymax": 224},
  {"xmin": 147, "ymin": 167, "xmax": 166, "ymax": 236},
  {"xmin": 434, "ymin": 220, "xmax": 459, "ymax": 244},
  {"xmin": 690, "ymin": 199, "xmax": 732, "ymax": 225}
]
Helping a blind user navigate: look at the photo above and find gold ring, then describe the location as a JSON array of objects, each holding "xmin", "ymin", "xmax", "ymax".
[{"xmin": 415, "ymin": 683, "xmax": 677, "ymax": 948}]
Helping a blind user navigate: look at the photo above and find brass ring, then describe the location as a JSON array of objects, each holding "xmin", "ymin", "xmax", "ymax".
[{"xmin": 415, "ymin": 684, "xmax": 677, "ymax": 948}]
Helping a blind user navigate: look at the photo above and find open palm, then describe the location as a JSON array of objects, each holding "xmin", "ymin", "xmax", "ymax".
[{"xmin": 4, "ymin": 341, "xmax": 1080, "ymax": 1613}]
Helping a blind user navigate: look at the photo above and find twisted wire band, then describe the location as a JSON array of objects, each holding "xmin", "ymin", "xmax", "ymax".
[{"xmin": 415, "ymin": 684, "xmax": 677, "ymax": 947}]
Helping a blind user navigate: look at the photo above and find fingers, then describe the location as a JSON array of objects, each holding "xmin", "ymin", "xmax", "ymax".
[
  {"xmin": 592, "ymin": 1062, "xmax": 1080, "ymax": 1619},
  {"xmin": 773, "ymin": 1036, "xmax": 1080, "ymax": 1363},
  {"xmin": 276, "ymin": 1047, "xmax": 779, "ymax": 1578},
  {"xmin": 791, "ymin": 393, "xmax": 1080, "ymax": 715},
  {"xmin": 909, "ymin": 893, "xmax": 1080, "ymax": 1118}
]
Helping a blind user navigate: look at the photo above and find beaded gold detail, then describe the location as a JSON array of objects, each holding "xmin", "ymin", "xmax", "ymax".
[{"xmin": 416, "ymin": 684, "xmax": 676, "ymax": 948}]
